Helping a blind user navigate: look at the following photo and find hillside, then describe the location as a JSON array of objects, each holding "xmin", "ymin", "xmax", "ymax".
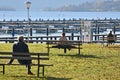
[
  {"xmin": 44, "ymin": 0, "xmax": 120, "ymax": 12},
  {"xmin": 0, "ymin": 7, "xmax": 16, "ymax": 11}
]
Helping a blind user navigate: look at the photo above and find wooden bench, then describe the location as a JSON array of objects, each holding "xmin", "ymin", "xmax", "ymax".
[
  {"xmin": 46, "ymin": 40, "xmax": 82, "ymax": 55},
  {"xmin": 107, "ymin": 36, "xmax": 116, "ymax": 45},
  {"xmin": 0, "ymin": 52, "xmax": 53, "ymax": 77}
]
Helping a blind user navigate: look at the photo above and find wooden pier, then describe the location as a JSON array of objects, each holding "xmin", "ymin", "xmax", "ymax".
[
  {"xmin": 0, "ymin": 18, "xmax": 120, "ymax": 43},
  {"xmin": 0, "ymin": 35, "xmax": 80, "ymax": 43},
  {"xmin": 0, "ymin": 34, "xmax": 120, "ymax": 43}
]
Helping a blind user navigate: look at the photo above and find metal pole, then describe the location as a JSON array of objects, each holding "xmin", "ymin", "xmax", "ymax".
[
  {"xmin": 27, "ymin": 8, "xmax": 30, "ymax": 21},
  {"xmin": 27, "ymin": 8, "xmax": 29, "ymax": 42}
]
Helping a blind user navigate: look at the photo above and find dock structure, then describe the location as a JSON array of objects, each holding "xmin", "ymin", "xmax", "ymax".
[
  {"xmin": 0, "ymin": 18, "xmax": 120, "ymax": 43},
  {"xmin": 1, "ymin": 34, "xmax": 120, "ymax": 43},
  {"xmin": 0, "ymin": 35, "xmax": 81, "ymax": 43},
  {"xmin": 0, "ymin": 18, "xmax": 120, "ymax": 28}
]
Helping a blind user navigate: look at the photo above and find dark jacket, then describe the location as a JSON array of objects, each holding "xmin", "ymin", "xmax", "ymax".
[
  {"xmin": 13, "ymin": 42, "xmax": 29, "ymax": 53},
  {"xmin": 108, "ymin": 33, "xmax": 114, "ymax": 37},
  {"xmin": 9, "ymin": 42, "xmax": 31, "ymax": 64},
  {"xmin": 107, "ymin": 33, "xmax": 115, "ymax": 42}
]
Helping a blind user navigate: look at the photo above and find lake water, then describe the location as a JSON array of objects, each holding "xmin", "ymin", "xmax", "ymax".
[{"xmin": 0, "ymin": 11, "xmax": 120, "ymax": 21}]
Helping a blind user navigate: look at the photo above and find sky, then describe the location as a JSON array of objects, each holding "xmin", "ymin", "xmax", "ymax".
[{"xmin": 0, "ymin": 0, "xmax": 95, "ymax": 11}]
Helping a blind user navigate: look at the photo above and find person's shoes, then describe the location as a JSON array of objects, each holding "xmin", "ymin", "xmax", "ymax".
[
  {"xmin": 68, "ymin": 48, "xmax": 71, "ymax": 51},
  {"xmin": 28, "ymin": 72, "xmax": 34, "ymax": 75}
]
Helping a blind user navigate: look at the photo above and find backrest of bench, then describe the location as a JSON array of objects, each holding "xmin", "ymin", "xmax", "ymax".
[
  {"xmin": 0, "ymin": 52, "xmax": 49, "ymax": 62},
  {"xmin": 11, "ymin": 52, "xmax": 31, "ymax": 60},
  {"xmin": 47, "ymin": 40, "xmax": 82, "ymax": 45}
]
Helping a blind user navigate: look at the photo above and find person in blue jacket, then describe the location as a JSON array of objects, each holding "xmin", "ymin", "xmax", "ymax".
[{"xmin": 8, "ymin": 36, "xmax": 33, "ymax": 75}]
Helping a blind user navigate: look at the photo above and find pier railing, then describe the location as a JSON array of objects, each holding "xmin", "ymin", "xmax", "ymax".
[
  {"xmin": 92, "ymin": 34, "xmax": 120, "ymax": 43},
  {"xmin": 0, "ymin": 35, "xmax": 81, "ymax": 43},
  {"xmin": 1, "ymin": 34, "xmax": 120, "ymax": 43}
]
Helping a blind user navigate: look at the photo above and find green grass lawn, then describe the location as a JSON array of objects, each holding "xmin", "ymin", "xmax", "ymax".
[{"xmin": 0, "ymin": 43, "xmax": 120, "ymax": 80}]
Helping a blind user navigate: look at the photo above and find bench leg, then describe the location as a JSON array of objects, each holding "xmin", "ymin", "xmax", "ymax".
[
  {"xmin": 48, "ymin": 48, "xmax": 50, "ymax": 54},
  {"xmin": 37, "ymin": 66, "xmax": 45, "ymax": 77},
  {"xmin": 78, "ymin": 45, "xmax": 80, "ymax": 55},
  {"xmin": 37, "ymin": 66, "xmax": 40, "ymax": 77},
  {"xmin": 47, "ymin": 47, "xmax": 50, "ymax": 54},
  {"xmin": 64, "ymin": 48, "xmax": 66, "ymax": 53},
  {"xmin": 42, "ymin": 66, "xmax": 44, "ymax": 76},
  {"xmin": 3, "ymin": 65, "xmax": 5, "ymax": 74},
  {"xmin": 47, "ymin": 44, "xmax": 50, "ymax": 54}
]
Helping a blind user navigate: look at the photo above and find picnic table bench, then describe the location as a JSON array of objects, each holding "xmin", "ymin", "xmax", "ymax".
[
  {"xmin": 46, "ymin": 40, "xmax": 82, "ymax": 54},
  {"xmin": 93, "ymin": 34, "xmax": 117, "ymax": 45},
  {"xmin": 0, "ymin": 52, "xmax": 53, "ymax": 77}
]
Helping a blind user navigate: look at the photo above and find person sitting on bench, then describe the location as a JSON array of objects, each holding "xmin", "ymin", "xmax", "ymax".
[
  {"xmin": 7, "ymin": 36, "xmax": 34, "ymax": 75},
  {"xmin": 107, "ymin": 31, "xmax": 115, "ymax": 46},
  {"xmin": 52, "ymin": 32, "xmax": 75, "ymax": 53}
]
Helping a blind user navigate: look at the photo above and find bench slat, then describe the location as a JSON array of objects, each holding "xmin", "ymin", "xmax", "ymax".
[
  {"xmin": 0, "ymin": 56, "xmax": 49, "ymax": 60},
  {"xmin": 0, "ymin": 52, "xmax": 49, "ymax": 56},
  {"xmin": 0, "ymin": 63, "xmax": 53, "ymax": 66}
]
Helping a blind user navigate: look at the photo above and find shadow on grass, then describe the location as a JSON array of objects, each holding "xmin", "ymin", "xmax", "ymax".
[
  {"xmin": 58, "ymin": 53, "xmax": 101, "ymax": 59},
  {"xmin": 10, "ymin": 75, "xmax": 71, "ymax": 80},
  {"xmin": 46, "ymin": 77, "xmax": 71, "ymax": 80},
  {"xmin": 10, "ymin": 75, "xmax": 38, "ymax": 78}
]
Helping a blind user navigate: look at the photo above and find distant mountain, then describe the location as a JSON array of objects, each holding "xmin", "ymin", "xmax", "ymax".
[
  {"xmin": 0, "ymin": 7, "xmax": 16, "ymax": 11},
  {"xmin": 0, "ymin": 0, "xmax": 95, "ymax": 11},
  {"xmin": 44, "ymin": 0, "xmax": 120, "ymax": 12}
]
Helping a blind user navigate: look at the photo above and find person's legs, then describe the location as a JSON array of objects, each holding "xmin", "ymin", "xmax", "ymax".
[
  {"xmin": 27, "ymin": 64, "xmax": 33, "ymax": 75},
  {"xmin": 18, "ymin": 60, "xmax": 33, "ymax": 75},
  {"xmin": 64, "ymin": 48, "xmax": 67, "ymax": 53}
]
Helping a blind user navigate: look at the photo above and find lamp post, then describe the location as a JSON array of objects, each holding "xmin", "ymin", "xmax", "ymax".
[
  {"xmin": 26, "ymin": 1, "xmax": 31, "ymax": 21},
  {"xmin": 25, "ymin": 1, "xmax": 31, "ymax": 42}
]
